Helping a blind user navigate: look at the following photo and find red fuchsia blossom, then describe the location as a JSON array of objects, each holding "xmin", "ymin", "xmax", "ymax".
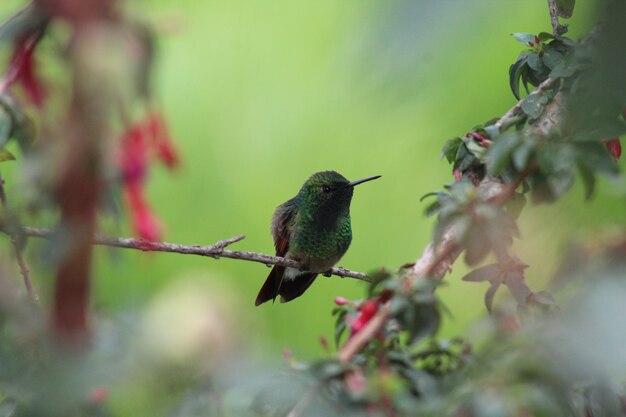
[
  {"xmin": 453, "ymin": 169, "xmax": 462, "ymax": 181},
  {"xmin": 349, "ymin": 299, "xmax": 380, "ymax": 337},
  {"xmin": 125, "ymin": 181, "xmax": 163, "ymax": 242},
  {"xmin": 3, "ymin": 33, "xmax": 47, "ymax": 108},
  {"xmin": 119, "ymin": 111, "xmax": 179, "ymax": 242},
  {"xmin": 604, "ymin": 138, "xmax": 622, "ymax": 160},
  {"xmin": 147, "ymin": 110, "xmax": 179, "ymax": 169}
]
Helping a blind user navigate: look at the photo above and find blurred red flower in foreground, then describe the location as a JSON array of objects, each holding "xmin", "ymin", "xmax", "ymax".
[
  {"xmin": 3, "ymin": 33, "xmax": 47, "ymax": 108},
  {"xmin": 119, "ymin": 110, "xmax": 179, "ymax": 241},
  {"xmin": 349, "ymin": 299, "xmax": 380, "ymax": 337}
]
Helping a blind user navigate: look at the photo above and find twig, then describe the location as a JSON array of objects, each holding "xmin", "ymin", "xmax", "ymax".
[
  {"xmin": 0, "ymin": 226, "xmax": 370, "ymax": 282},
  {"xmin": 494, "ymin": 77, "xmax": 558, "ymax": 131},
  {"xmin": 0, "ymin": 176, "xmax": 38, "ymax": 302},
  {"xmin": 547, "ymin": 0, "xmax": 561, "ymax": 36}
]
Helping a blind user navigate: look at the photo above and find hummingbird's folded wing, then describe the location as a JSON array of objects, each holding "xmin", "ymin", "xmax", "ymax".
[
  {"xmin": 255, "ymin": 199, "xmax": 298, "ymax": 306},
  {"xmin": 271, "ymin": 198, "xmax": 297, "ymax": 257}
]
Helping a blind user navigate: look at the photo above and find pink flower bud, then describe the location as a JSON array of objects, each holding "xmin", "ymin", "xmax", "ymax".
[{"xmin": 334, "ymin": 296, "xmax": 349, "ymax": 305}]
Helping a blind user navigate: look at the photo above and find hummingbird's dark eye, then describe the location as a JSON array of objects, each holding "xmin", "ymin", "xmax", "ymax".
[{"xmin": 322, "ymin": 186, "xmax": 332, "ymax": 193}]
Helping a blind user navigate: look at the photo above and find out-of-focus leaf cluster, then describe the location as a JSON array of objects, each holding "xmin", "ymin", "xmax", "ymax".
[
  {"xmin": 509, "ymin": 32, "xmax": 574, "ymax": 100},
  {"xmin": 252, "ymin": 235, "xmax": 626, "ymax": 416},
  {"xmin": 431, "ymin": 0, "xmax": 625, "ymax": 315}
]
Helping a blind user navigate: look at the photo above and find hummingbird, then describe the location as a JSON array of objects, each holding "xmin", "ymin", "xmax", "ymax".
[{"xmin": 255, "ymin": 171, "xmax": 381, "ymax": 306}]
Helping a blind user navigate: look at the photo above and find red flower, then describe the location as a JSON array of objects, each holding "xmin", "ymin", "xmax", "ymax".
[
  {"xmin": 147, "ymin": 111, "xmax": 179, "ymax": 169},
  {"xmin": 4, "ymin": 33, "xmax": 47, "ymax": 108},
  {"xmin": 453, "ymin": 169, "xmax": 462, "ymax": 181},
  {"xmin": 125, "ymin": 181, "xmax": 162, "ymax": 242},
  {"xmin": 349, "ymin": 299, "xmax": 380, "ymax": 337},
  {"xmin": 604, "ymin": 138, "xmax": 622, "ymax": 160},
  {"xmin": 118, "ymin": 110, "xmax": 179, "ymax": 241}
]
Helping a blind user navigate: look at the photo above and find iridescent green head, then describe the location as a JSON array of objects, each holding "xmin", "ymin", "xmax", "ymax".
[{"xmin": 297, "ymin": 171, "xmax": 381, "ymax": 210}]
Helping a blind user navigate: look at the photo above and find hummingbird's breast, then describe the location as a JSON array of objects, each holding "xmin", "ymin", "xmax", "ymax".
[{"xmin": 289, "ymin": 209, "xmax": 352, "ymax": 272}]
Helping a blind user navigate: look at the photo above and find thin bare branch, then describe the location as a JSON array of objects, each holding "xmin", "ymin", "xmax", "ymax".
[
  {"xmin": 0, "ymin": 176, "xmax": 39, "ymax": 303},
  {"xmin": 1, "ymin": 226, "xmax": 370, "ymax": 282},
  {"xmin": 547, "ymin": 0, "xmax": 561, "ymax": 35}
]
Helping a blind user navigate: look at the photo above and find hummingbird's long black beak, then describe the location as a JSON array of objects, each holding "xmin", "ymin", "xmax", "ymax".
[{"xmin": 346, "ymin": 175, "xmax": 381, "ymax": 188}]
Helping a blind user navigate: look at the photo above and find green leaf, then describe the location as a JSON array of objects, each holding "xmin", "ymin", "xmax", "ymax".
[
  {"xmin": 424, "ymin": 201, "xmax": 440, "ymax": 218},
  {"xmin": 309, "ymin": 359, "xmax": 345, "ymax": 380},
  {"xmin": 536, "ymin": 145, "xmax": 575, "ymax": 199},
  {"xmin": 549, "ymin": 53, "xmax": 579, "ymax": 78},
  {"xmin": 486, "ymin": 132, "xmax": 520, "ymax": 175},
  {"xmin": 574, "ymin": 143, "xmax": 619, "ymax": 176},
  {"xmin": 0, "ymin": 148, "xmax": 15, "ymax": 162},
  {"xmin": 465, "ymin": 138, "xmax": 487, "ymax": 158},
  {"xmin": 0, "ymin": 104, "xmax": 12, "ymax": 148},
  {"xmin": 556, "ymin": 0, "xmax": 575, "ymax": 18},
  {"xmin": 441, "ymin": 138, "xmax": 462, "ymax": 163},
  {"xmin": 521, "ymin": 92, "xmax": 549, "ymax": 119},
  {"xmin": 577, "ymin": 163, "xmax": 596, "ymax": 200},
  {"xmin": 509, "ymin": 55, "xmax": 528, "ymax": 100},
  {"xmin": 512, "ymin": 33, "xmax": 536, "ymax": 47},
  {"xmin": 333, "ymin": 309, "xmax": 348, "ymax": 346},
  {"xmin": 512, "ymin": 141, "xmax": 534, "ymax": 171},
  {"xmin": 541, "ymin": 47, "xmax": 564, "ymax": 70},
  {"xmin": 527, "ymin": 53, "xmax": 545, "ymax": 72},
  {"xmin": 537, "ymin": 32, "xmax": 555, "ymax": 42},
  {"xmin": 403, "ymin": 303, "xmax": 440, "ymax": 345},
  {"xmin": 570, "ymin": 120, "xmax": 626, "ymax": 143},
  {"xmin": 11, "ymin": 116, "xmax": 36, "ymax": 151}
]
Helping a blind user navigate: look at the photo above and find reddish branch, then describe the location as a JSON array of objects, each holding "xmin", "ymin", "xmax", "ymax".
[{"xmin": 40, "ymin": 0, "xmax": 118, "ymax": 343}]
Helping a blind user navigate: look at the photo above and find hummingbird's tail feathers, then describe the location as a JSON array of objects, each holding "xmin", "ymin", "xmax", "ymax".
[
  {"xmin": 255, "ymin": 265, "xmax": 284, "ymax": 306},
  {"xmin": 279, "ymin": 273, "xmax": 318, "ymax": 303}
]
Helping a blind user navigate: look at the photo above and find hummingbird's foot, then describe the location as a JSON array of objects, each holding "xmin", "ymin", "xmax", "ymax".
[{"xmin": 322, "ymin": 270, "xmax": 332, "ymax": 277}]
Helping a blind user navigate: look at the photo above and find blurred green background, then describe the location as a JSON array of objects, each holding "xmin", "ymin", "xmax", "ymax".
[{"xmin": 1, "ymin": 0, "xmax": 624, "ymax": 359}]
